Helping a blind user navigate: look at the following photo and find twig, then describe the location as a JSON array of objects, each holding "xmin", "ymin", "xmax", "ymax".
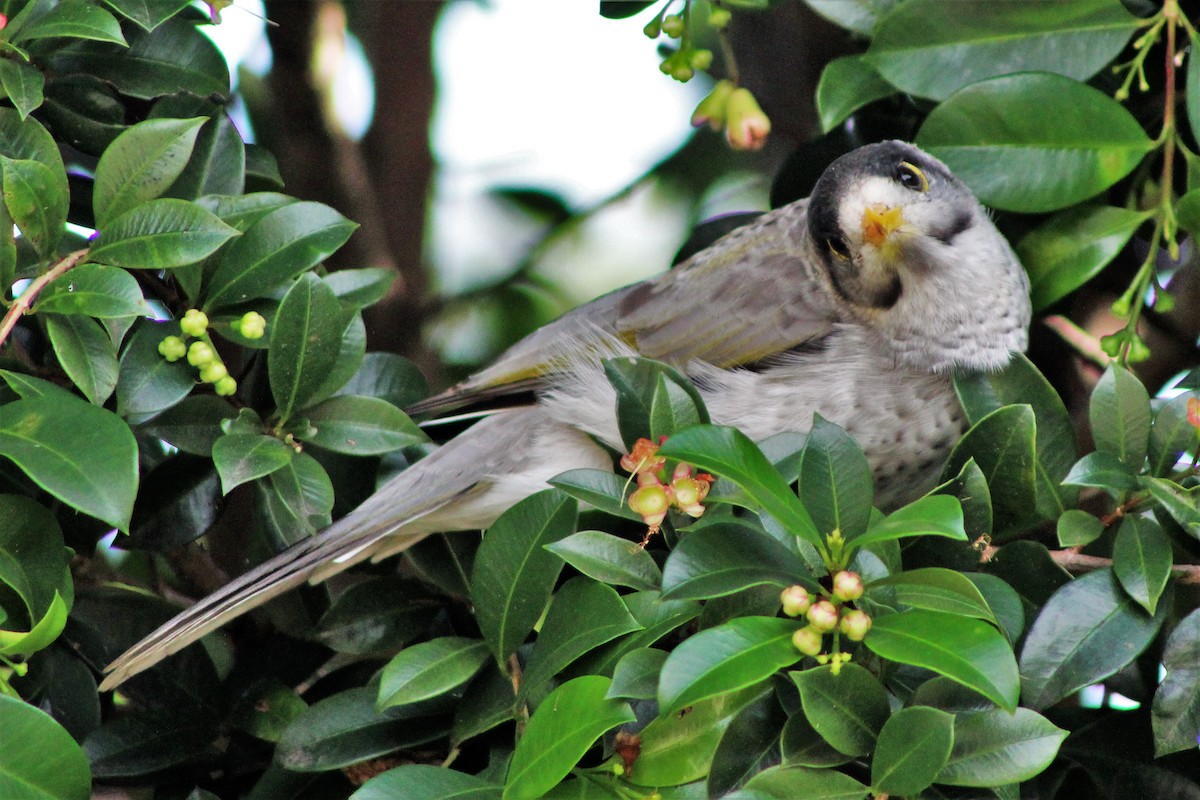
[
  {"xmin": 981, "ymin": 545, "xmax": 1200, "ymax": 585},
  {"xmin": 0, "ymin": 249, "xmax": 89, "ymax": 350}
]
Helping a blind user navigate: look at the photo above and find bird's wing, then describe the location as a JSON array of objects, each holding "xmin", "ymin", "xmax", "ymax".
[{"xmin": 410, "ymin": 201, "xmax": 834, "ymax": 417}]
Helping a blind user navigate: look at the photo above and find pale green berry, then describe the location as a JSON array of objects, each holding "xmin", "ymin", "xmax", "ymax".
[
  {"xmin": 199, "ymin": 362, "xmax": 228, "ymax": 384},
  {"xmin": 187, "ymin": 341, "xmax": 215, "ymax": 367},
  {"xmin": 214, "ymin": 375, "xmax": 238, "ymax": 396},
  {"xmin": 158, "ymin": 335, "xmax": 187, "ymax": 362},
  {"xmin": 236, "ymin": 311, "xmax": 267, "ymax": 340},
  {"xmin": 807, "ymin": 600, "xmax": 839, "ymax": 633},
  {"xmin": 831, "ymin": 570, "xmax": 864, "ymax": 602},
  {"xmin": 180, "ymin": 308, "xmax": 209, "ymax": 337},
  {"xmin": 840, "ymin": 610, "xmax": 872, "ymax": 641},
  {"xmin": 780, "ymin": 585, "xmax": 812, "ymax": 617}
]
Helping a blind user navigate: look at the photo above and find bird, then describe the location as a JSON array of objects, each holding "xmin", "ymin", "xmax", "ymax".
[{"xmin": 100, "ymin": 140, "xmax": 1031, "ymax": 689}]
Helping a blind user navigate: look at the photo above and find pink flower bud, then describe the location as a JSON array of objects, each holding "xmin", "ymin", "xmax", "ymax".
[
  {"xmin": 780, "ymin": 585, "xmax": 811, "ymax": 617},
  {"xmin": 724, "ymin": 88, "xmax": 770, "ymax": 151},
  {"xmin": 792, "ymin": 626, "xmax": 823, "ymax": 657},
  {"xmin": 807, "ymin": 600, "xmax": 839, "ymax": 632},
  {"xmin": 840, "ymin": 610, "xmax": 872, "ymax": 641},
  {"xmin": 831, "ymin": 571, "xmax": 864, "ymax": 602}
]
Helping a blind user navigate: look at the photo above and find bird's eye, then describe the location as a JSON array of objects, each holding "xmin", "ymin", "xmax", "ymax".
[
  {"xmin": 825, "ymin": 235, "xmax": 851, "ymax": 260},
  {"xmin": 896, "ymin": 161, "xmax": 929, "ymax": 192}
]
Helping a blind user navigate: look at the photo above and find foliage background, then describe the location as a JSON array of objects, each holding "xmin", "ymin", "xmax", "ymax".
[{"xmin": 3, "ymin": 0, "xmax": 1200, "ymax": 799}]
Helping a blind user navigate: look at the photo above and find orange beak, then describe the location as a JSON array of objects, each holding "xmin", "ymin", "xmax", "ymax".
[{"xmin": 862, "ymin": 205, "xmax": 904, "ymax": 247}]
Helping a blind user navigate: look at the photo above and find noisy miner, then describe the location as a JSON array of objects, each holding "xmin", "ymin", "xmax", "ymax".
[{"xmin": 101, "ymin": 140, "xmax": 1031, "ymax": 689}]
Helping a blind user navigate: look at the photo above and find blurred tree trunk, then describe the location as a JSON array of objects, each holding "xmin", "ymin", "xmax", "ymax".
[{"xmin": 260, "ymin": 0, "xmax": 441, "ymax": 375}]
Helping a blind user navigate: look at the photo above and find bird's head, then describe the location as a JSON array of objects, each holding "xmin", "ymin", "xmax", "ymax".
[{"xmin": 806, "ymin": 141, "xmax": 1031, "ymax": 372}]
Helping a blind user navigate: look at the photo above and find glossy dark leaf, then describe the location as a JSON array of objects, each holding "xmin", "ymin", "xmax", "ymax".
[
  {"xmin": 661, "ymin": 519, "xmax": 814, "ymax": 600},
  {"xmin": 545, "ymin": 530, "xmax": 663, "ymax": 591},
  {"xmin": 798, "ymin": 415, "xmax": 873, "ymax": 541},
  {"xmin": 816, "ymin": 55, "xmax": 894, "ymax": 133},
  {"xmin": 1152, "ymin": 608, "xmax": 1200, "ymax": 756},
  {"xmin": 472, "ymin": 490, "xmax": 576, "ymax": 663},
  {"xmin": 377, "ymin": 637, "xmax": 490, "ymax": 710},
  {"xmin": 658, "ymin": 616, "xmax": 799, "ymax": 715},
  {"xmin": 943, "ymin": 405, "xmax": 1038, "ymax": 535},
  {"xmin": 91, "ymin": 116, "xmax": 205, "ymax": 227},
  {"xmin": 1020, "ymin": 568, "xmax": 1168, "ymax": 709},
  {"xmin": 870, "ymin": 706, "xmax": 954, "ymax": 796},
  {"xmin": 1112, "ymin": 515, "xmax": 1172, "ymax": 615},
  {"xmin": 866, "ymin": 609, "xmax": 1019, "ymax": 711},
  {"xmin": 303, "ymin": 395, "xmax": 427, "ymax": 455},
  {"xmin": 936, "ymin": 708, "xmax": 1067, "ymax": 787},
  {"xmin": 269, "ymin": 273, "xmax": 346, "ymax": 423},
  {"xmin": 0, "ymin": 697, "xmax": 102, "ymax": 799},
  {"xmin": 503, "ymin": 676, "xmax": 634, "ymax": 800},
  {"xmin": 604, "ymin": 357, "xmax": 709, "ymax": 448},
  {"xmin": 708, "ymin": 690, "xmax": 787, "ymax": 797},
  {"xmin": 792, "ymin": 663, "xmax": 889, "ymax": 756},
  {"xmin": 351, "ymin": 765, "xmax": 501, "ymax": 800},
  {"xmin": 88, "ymin": 198, "xmax": 239, "ymax": 268},
  {"xmin": 1, "ymin": 156, "xmax": 66, "ymax": 256},
  {"xmin": 1090, "ymin": 364, "xmax": 1151, "ymax": 469},
  {"xmin": 45, "ymin": 313, "xmax": 117, "ymax": 406},
  {"xmin": 916, "ymin": 73, "xmax": 1155, "ymax": 212}
]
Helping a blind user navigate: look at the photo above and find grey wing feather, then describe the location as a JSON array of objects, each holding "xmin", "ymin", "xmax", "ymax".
[{"xmin": 414, "ymin": 200, "xmax": 833, "ymax": 415}]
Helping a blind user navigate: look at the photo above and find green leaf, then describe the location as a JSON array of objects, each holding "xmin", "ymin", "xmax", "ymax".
[
  {"xmin": 954, "ymin": 348, "xmax": 1078, "ymax": 522},
  {"xmin": 658, "ymin": 616, "xmax": 799, "ymax": 715},
  {"xmin": 18, "ymin": 0, "xmax": 126, "ymax": 44},
  {"xmin": 782, "ymin": 710, "xmax": 854, "ymax": 769},
  {"xmin": 936, "ymin": 708, "xmax": 1067, "ymax": 787},
  {"xmin": 1152, "ymin": 608, "xmax": 1200, "ymax": 756},
  {"xmin": 1090, "ymin": 364, "xmax": 1151, "ymax": 468},
  {"xmin": 1062, "ymin": 450, "xmax": 1138, "ymax": 494},
  {"xmin": 256, "ymin": 452, "xmax": 334, "ymax": 545},
  {"xmin": 916, "ymin": 72, "xmax": 1155, "ymax": 213},
  {"xmin": 0, "ymin": 106, "xmax": 63, "ymax": 167},
  {"xmin": 45, "ymin": 314, "xmax": 118, "ymax": 406},
  {"xmin": 335, "ymin": 351, "xmax": 428, "ymax": 409},
  {"xmin": 275, "ymin": 687, "xmax": 450, "ymax": 772},
  {"xmin": 1, "ymin": 155, "xmax": 65, "ymax": 257},
  {"xmin": 866, "ymin": 609, "xmax": 1019, "ymax": 711},
  {"xmin": 324, "ymin": 267, "xmax": 397, "ymax": 308},
  {"xmin": 868, "ymin": 567, "xmax": 996, "ymax": 623},
  {"xmin": 305, "ymin": 311, "xmax": 366, "ymax": 403},
  {"xmin": 503, "ymin": 676, "xmax": 634, "ymax": 800},
  {"xmin": 1112, "ymin": 515, "xmax": 1172, "ymax": 615},
  {"xmin": 471, "ymin": 490, "xmax": 576, "ymax": 663},
  {"xmin": 0, "ymin": 494, "xmax": 72, "ymax": 630},
  {"xmin": 805, "ymin": 0, "xmax": 895, "ymax": 35},
  {"xmin": 116, "ymin": 319, "xmax": 194, "ymax": 419},
  {"xmin": 316, "ymin": 577, "xmax": 439, "ymax": 656},
  {"xmin": 52, "ymin": 16, "xmax": 226, "ymax": 99},
  {"xmin": 137, "ymin": 395, "xmax": 236, "ymax": 456},
  {"xmin": 870, "ymin": 706, "xmax": 955, "ymax": 797},
  {"xmin": 351, "ymin": 765, "xmax": 501, "ymax": 800},
  {"xmin": 852, "ymin": 494, "xmax": 967, "ymax": 549},
  {"xmin": 1020, "ymin": 568, "xmax": 1167, "ymax": 709},
  {"xmin": 707, "ymin": 690, "xmax": 787, "ymax": 798},
  {"xmin": 92, "ymin": 117, "xmax": 205, "ymax": 228},
  {"xmin": 545, "ymin": 530, "xmax": 663, "ymax": 591},
  {"xmin": 1179, "ymin": 189, "xmax": 1200, "ymax": 237},
  {"xmin": 1018, "ymin": 205, "xmax": 1151, "ymax": 311},
  {"xmin": 816, "ymin": 55, "xmax": 894, "ymax": 133},
  {"xmin": 1149, "ymin": 392, "xmax": 1200, "ymax": 476},
  {"xmin": 89, "ymin": 198, "xmax": 239, "ymax": 268},
  {"xmin": 269, "ymin": 273, "xmax": 346, "ymax": 423},
  {"xmin": 302, "ymin": 394, "xmax": 427, "ymax": 455},
  {"xmin": 1140, "ymin": 476, "xmax": 1200, "ymax": 538},
  {"xmin": 792, "ymin": 663, "xmax": 889, "ymax": 756},
  {"xmin": 0, "ymin": 590, "xmax": 69, "ymax": 657},
  {"xmin": 548, "ymin": 468, "xmax": 643, "ymax": 523},
  {"xmin": 603, "ymin": 357, "xmax": 709, "ymax": 447},
  {"xmin": 0, "ymin": 694, "xmax": 90, "ymax": 800},
  {"xmin": 658, "ymin": 425, "xmax": 820, "ymax": 546},
  {"xmin": 211, "ymin": 434, "xmax": 294, "ymax": 495},
  {"xmin": 101, "ymin": 0, "xmax": 192, "ymax": 31},
  {"xmin": 727, "ymin": 764, "xmax": 869, "ymax": 799},
  {"xmin": 377, "ymin": 637, "xmax": 490, "ymax": 710},
  {"xmin": 609, "ymin": 648, "xmax": 668, "ymax": 700},
  {"xmin": 232, "ymin": 679, "xmax": 307, "ymax": 744},
  {"xmin": 519, "ymin": 577, "xmax": 642, "ymax": 700},
  {"xmin": 630, "ymin": 685, "xmax": 765, "ymax": 787},
  {"xmin": 0, "ymin": 388, "xmax": 137, "ymax": 531},
  {"xmin": 0, "ymin": 59, "xmax": 45, "ymax": 119},
  {"xmin": 1057, "ymin": 508, "xmax": 1105, "ymax": 548},
  {"xmin": 165, "ymin": 111, "xmax": 246, "ymax": 199},
  {"xmin": 662, "ymin": 519, "xmax": 814, "ymax": 601},
  {"xmin": 867, "ymin": 0, "xmax": 1139, "ymax": 101},
  {"xmin": 204, "ymin": 201, "xmax": 357, "ymax": 310},
  {"xmin": 798, "ymin": 415, "xmax": 873, "ymax": 541},
  {"xmin": 34, "ymin": 263, "xmax": 148, "ymax": 318},
  {"xmin": 942, "ymin": 405, "xmax": 1037, "ymax": 535}
]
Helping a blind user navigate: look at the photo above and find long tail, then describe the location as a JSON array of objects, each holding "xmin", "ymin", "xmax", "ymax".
[{"xmin": 100, "ymin": 406, "xmax": 595, "ymax": 691}]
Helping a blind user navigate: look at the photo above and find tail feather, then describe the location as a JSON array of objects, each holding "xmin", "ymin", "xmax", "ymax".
[{"xmin": 100, "ymin": 407, "xmax": 567, "ymax": 691}]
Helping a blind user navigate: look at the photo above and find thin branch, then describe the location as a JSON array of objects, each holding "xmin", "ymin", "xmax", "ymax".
[
  {"xmin": 982, "ymin": 544, "xmax": 1200, "ymax": 586},
  {"xmin": 0, "ymin": 249, "xmax": 89, "ymax": 350}
]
